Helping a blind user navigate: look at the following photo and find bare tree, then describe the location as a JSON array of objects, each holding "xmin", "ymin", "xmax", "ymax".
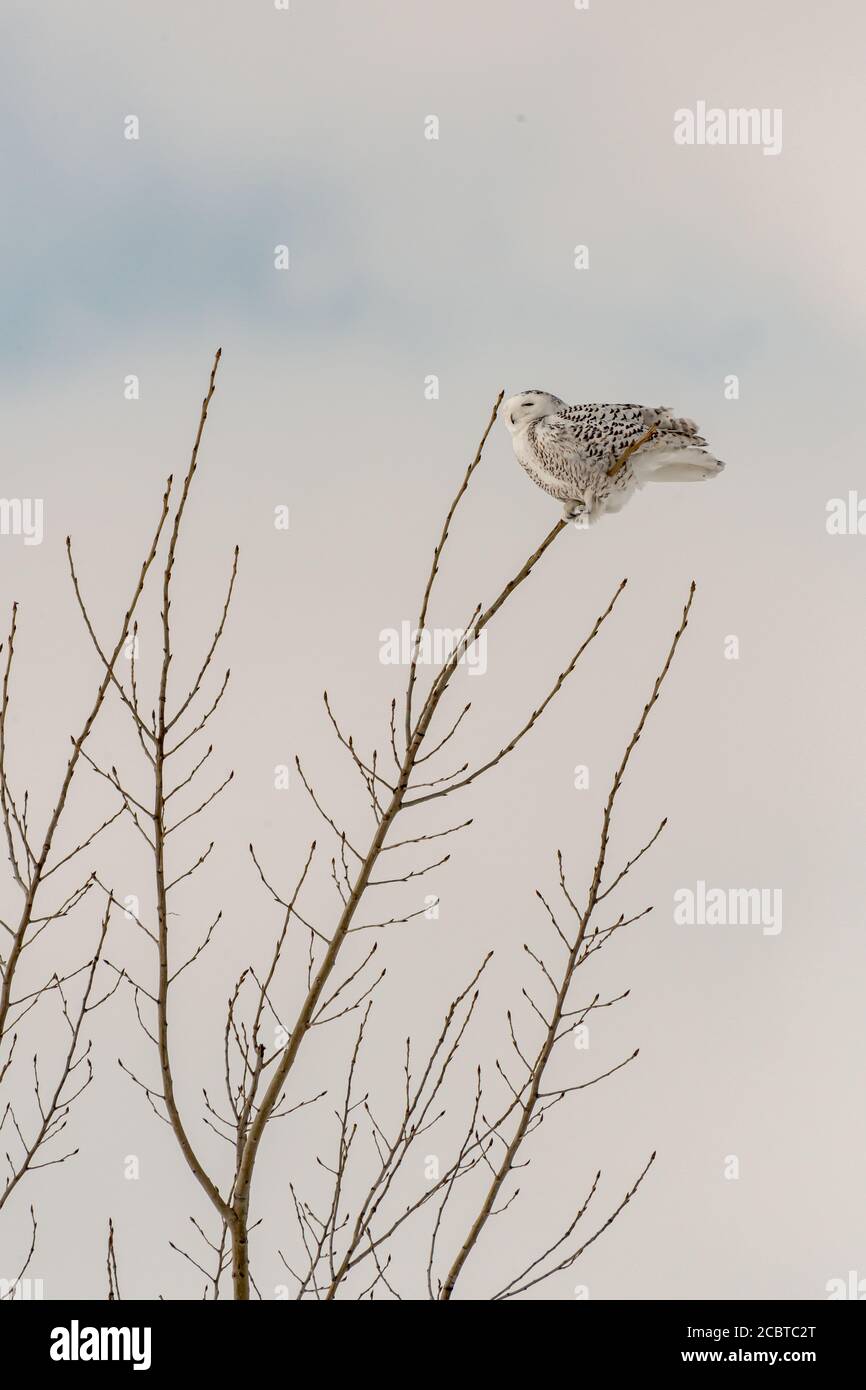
[
  {"xmin": 436, "ymin": 585, "xmax": 693, "ymax": 1299},
  {"xmin": 282, "ymin": 586, "xmax": 692, "ymax": 1301},
  {"xmin": 68, "ymin": 351, "xmax": 695, "ymax": 1299},
  {"xmin": 0, "ymin": 483, "xmax": 171, "ymax": 1291}
]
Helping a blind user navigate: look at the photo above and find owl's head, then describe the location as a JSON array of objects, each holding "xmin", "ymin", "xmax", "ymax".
[{"xmin": 502, "ymin": 390, "xmax": 564, "ymax": 433}]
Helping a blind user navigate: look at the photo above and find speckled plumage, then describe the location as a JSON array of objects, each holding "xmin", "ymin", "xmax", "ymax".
[{"xmin": 503, "ymin": 390, "xmax": 725, "ymax": 523}]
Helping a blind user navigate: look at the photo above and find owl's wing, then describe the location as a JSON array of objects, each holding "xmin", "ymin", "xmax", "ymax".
[{"xmin": 550, "ymin": 403, "xmax": 656, "ymax": 471}]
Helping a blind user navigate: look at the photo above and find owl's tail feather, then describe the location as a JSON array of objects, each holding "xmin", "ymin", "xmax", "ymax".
[{"xmin": 633, "ymin": 445, "xmax": 725, "ymax": 483}]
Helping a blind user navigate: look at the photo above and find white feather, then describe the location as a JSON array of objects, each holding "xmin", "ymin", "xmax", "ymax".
[{"xmin": 632, "ymin": 446, "xmax": 725, "ymax": 483}]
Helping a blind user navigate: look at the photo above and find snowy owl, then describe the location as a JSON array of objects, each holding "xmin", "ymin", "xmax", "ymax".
[{"xmin": 503, "ymin": 391, "xmax": 725, "ymax": 523}]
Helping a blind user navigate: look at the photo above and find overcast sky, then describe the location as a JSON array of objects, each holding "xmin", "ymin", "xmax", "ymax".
[{"xmin": 2, "ymin": 1, "xmax": 865, "ymax": 1300}]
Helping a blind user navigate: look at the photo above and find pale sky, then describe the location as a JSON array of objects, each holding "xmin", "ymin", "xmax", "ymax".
[{"xmin": 2, "ymin": 1, "xmax": 865, "ymax": 1300}]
